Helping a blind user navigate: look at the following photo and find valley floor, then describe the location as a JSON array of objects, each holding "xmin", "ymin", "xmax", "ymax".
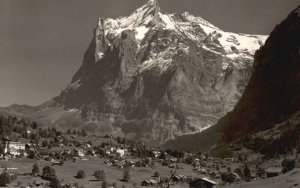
[{"xmin": 1, "ymin": 158, "xmax": 198, "ymax": 188}]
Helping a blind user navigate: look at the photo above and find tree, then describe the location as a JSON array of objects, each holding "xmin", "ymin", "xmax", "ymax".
[
  {"xmin": 0, "ymin": 144, "xmax": 4, "ymax": 155},
  {"xmin": 160, "ymin": 151, "xmax": 166, "ymax": 160},
  {"xmin": 221, "ymin": 173, "xmax": 236, "ymax": 184},
  {"xmin": 95, "ymin": 170, "xmax": 106, "ymax": 181},
  {"xmin": 234, "ymin": 168, "xmax": 243, "ymax": 178},
  {"xmin": 32, "ymin": 163, "xmax": 40, "ymax": 176},
  {"xmin": 42, "ymin": 166, "xmax": 57, "ymax": 181},
  {"xmin": 0, "ymin": 172, "xmax": 11, "ymax": 186},
  {"xmin": 17, "ymin": 181, "xmax": 22, "ymax": 187},
  {"xmin": 256, "ymin": 166, "xmax": 265, "ymax": 177},
  {"xmin": 81, "ymin": 130, "xmax": 88, "ymax": 137},
  {"xmin": 102, "ymin": 181, "xmax": 107, "ymax": 188},
  {"xmin": 49, "ymin": 177, "xmax": 61, "ymax": 188},
  {"xmin": 31, "ymin": 122, "xmax": 38, "ymax": 129},
  {"xmin": 28, "ymin": 150, "xmax": 36, "ymax": 159},
  {"xmin": 185, "ymin": 155, "xmax": 195, "ymax": 164},
  {"xmin": 42, "ymin": 140, "xmax": 49, "ymax": 148},
  {"xmin": 72, "ymin": 130, "xmax": 77, "ymax": 135},
  {"xmin": 227, "ymin": 166, "xmax": 232, "ymax": 173},
  {"xmin": 150, "ymin": 160, "xmax": 155, "ymax": 168},
  {"xmin": 243, "ymin": 164, "xmax": 251, "ymax": 180},
  {"xmin": 123, "ymin": 167, "xmax": 130, "ymax": 182},
  {"xmin": 76, "ymin": 170, "xmax": 85, "ymax": 179},
  {"xmin": 282, "ymin": 158, "xmax": 295, "ymax": 173}
]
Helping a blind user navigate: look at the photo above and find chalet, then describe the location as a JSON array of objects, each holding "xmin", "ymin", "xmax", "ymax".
[
  {"xmin": 141, "ymin": 179, "xmax": 158, "ymax": 186},
  {"xmin": 127, "ymin": 160, "xmax": 136, "ymax": 167},
  {"xmin": 51, "ymin": 160, "xmax": 63, "ymax": 166},
  {"xmin": 165, "ymin": 155, "xmax": 177, "ymax": 163},
  {"xmin": 172, "ymin": 175, "xmax": 186, "ymax": 182},
  {"xmin": 105, "ymin": 149, "xmax": 111, "ymax": 155},
  {"xmin": 265, "ymin": 167, "xmax": 283, "ymax": 178},
  {"xmin": 116, "ymin": 149, "xmax": 126, "ymax": 157},
  {"xmin": 189, "ymin": 177, "xmax": 218, "ymax": 188},
  {"xmin": 80, "ymin": 157, "xmax": 88, "ymax": 161},
  {"xmin": 104, "ymin": 146, "xmax": 117, "ymax": 155},
  {"xmin": 73, "ymin": 149, "xmax": 85, "ymax": 157},
  {"xmin": 110, "ymin": 146, "xmax": 117, "ymax": 152},
  {"xmin": 2, "ymin": 141, "xmax": 25, "ymax": 156},
  {"xmin": 152, "ymin": 150, "xmax": 161, "ymax": 158},
  {"xmin": 198, "ymin": 168, "xmax": 207, "ymax": 174},
  {"xmin": 104, "ymin": 160, "xmax": 113, "ymax": 167}
]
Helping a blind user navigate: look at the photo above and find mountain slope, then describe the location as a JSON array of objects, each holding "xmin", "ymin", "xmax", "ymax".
[
  {"xmin": 222, "ymin": 5, "xmax": 300, "ymax": 142},
  {"xmin": 2, "ymin": 0, "xmax": 267, "ymax": 142},
  {"xmin": 165, "ymin": 5, "xmax": 300, "ymax": 152}
]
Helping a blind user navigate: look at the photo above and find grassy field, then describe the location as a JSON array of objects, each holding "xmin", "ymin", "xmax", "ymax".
[{"xmin": 1, "ymin": 157, "xmax": 199, "ymax": 188}]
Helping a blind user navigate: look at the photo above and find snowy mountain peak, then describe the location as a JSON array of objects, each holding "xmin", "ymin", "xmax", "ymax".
[
  {"xmin": 114, "ymin": 0, "xmax": 161, "ymax": 28},
  {"xmin": 94, "ymin": 0, "xmax": 267, "ymax": 59},
  {"xmin": 59, "ymin": 0, "xmax": 269, "ymax": 142},
  {"xmin": 144, "ymin": 0, "xmax": 160, "ymax": 12}
]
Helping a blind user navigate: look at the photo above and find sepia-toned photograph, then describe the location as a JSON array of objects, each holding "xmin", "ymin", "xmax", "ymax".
[{"xmin": 0, "ymin": 0, "xmax": 300, "ymax": 187}]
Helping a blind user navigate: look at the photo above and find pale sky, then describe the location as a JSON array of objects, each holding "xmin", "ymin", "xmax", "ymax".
[{"xmin": 0, "ymin": 0, "xmax": 299, "ymax": 107}]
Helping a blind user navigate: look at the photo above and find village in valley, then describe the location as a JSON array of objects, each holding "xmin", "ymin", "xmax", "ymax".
[{"xmin": 0, "ymin": 115, "xmax": 299, "ymax": 188}]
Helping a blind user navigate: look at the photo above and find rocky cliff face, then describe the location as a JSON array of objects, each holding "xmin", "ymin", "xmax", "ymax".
[{"xmin": 51, "ymin": 0, "xmax": 267, "ymax": 142}]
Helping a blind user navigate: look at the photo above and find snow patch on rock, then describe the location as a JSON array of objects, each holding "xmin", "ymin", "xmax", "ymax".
[
  {"xmin": 135, "ymin": 26, "xmax": 149, "ymax": 41},
  {"xmin": 158, "ymin": 13, "xmax": 176, "ymax": 29}
]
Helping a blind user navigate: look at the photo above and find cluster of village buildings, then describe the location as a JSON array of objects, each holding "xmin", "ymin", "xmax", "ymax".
[{"xmin": 0, "ymin": 136, "xmax": 292, "ymax": 188}]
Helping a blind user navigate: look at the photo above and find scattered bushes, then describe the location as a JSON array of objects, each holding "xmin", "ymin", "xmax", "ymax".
[
  {"xmin": 42, "ymin": 166, "xmax": 57, "ymax": 181},
  {"xmin": 76, "ymin": 170, "xmax": 86, "ymax": 179},
  {"xmin": 94, "ymin": 170, "xmax": 106, "ymax": 181},
  {"xmin": 221, "ymin": 173, "xmax": 236, "ymax": 184},
  {"xmin": 50, "ymin": 177, "xmax": 61, "ymax": 188},
  {"xmin": 102, "ymin": 181, "xmax": 108, "ymax": 188},
  {"xmin": 0, "ymin": 172, "xmax": 12, "ymax": 186},
  {"xmin": 32, "ymin": 163, "xmax": 40, "ymax": 176},
  {"xmin": 123, "ymin": 167, "xmax": 130, "ymax": 181}
]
